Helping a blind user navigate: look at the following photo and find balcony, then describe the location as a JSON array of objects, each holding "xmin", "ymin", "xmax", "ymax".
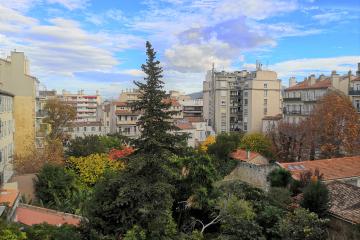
[
  {"xmin": 349, "ymin": 89, "xmax": 360, "ymax": 96},
  {"xmin": 283, "ymin": 109, "xmax": 310, "ymax": 116},
  {"xmin": 283, "ymin": 97, "xmax": 301, "ymax": 102}
]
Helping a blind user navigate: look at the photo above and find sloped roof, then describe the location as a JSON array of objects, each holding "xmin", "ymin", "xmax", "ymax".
[
  {"xmin": 15, "ymin": 204, "xmax": 82, "ymax": 226},
  {"xmin": 279, "ymin": 156, "xmax": 360, "ymax": 181},
  {"xmin": 230, "ymin": 149, "xmax": 260, "ymax": 161},
  {"xmin": 327, "ymin": 181, "xmax": 360, "ymax": 224},
  {"xmin": 285, "ymin": 78, "xmax": 331, "ymax": 91}
]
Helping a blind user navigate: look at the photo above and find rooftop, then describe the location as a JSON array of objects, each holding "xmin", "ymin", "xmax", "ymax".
[
  {"xmin": 230, "ymin": 149, "xmax": 269, "ymax": 165},
  {"xmin": 184, "ymin": 116, "xmax": 205, "ymax": 123},
  {"xmin": 15, "ymin": 203, "xmax": 82, "ymax": 226},
  {"xmin": 285, "ymin": 78, "xmax": 331, "ymax": 91},
  {"xmin": 278, "ymin": 156, "xmax": 360, "ymax": 181},
  {"xmin": 327, "ymin": 181, "xmax": 360, "ymax": 224},
  {"xmin": 175, "ymin": 122, "xmax": 195, "ymax": 130}
]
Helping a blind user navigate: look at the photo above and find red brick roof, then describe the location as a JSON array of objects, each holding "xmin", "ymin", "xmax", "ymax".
[
  {"xmin": 176, "ymin": 122, "xmax": 194, "ymax": 130},
  {"xmin": 15, "ymin": 204, "xmax": 82, "ymax": 226},
  {"xmin": 230, "ymin": 149, "xmax": 260, "ymax": 161},
  {"xmin": 327, "ymin": 181, "xmax": 360, "ymax": 224},
  {"xmin": 279, "ymin": 156, "xmax": 360, "ymax": 181},
  {"xmin": 285, "ymin": 78, "xmax": 331, "ymax": 91}
]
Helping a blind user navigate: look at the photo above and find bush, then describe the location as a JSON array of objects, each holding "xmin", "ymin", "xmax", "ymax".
[
  {"xmin": 26, "ymin": 223, "xmax": 82, "ymax": 240},
  {"xmin": 301, "ymin": 181, "xmax": 330, "ymax": 217},
  {"xmin": 267, "ymin": 168, "xmax": 292, "ymax": 188}
]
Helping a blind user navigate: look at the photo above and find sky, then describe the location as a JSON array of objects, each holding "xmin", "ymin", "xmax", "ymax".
[{"xmin": 0, "ymin": 0, "xmax": 359, "ymax": 98}]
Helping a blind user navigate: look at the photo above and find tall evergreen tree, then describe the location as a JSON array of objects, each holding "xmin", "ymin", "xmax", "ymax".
[
  {"xmin": 84, "ymin": 42, "xmax": 182, "ymax": 239},
  {"xmin": 131, "ymin": 41, "xmax": 186, "ymax": 154}
]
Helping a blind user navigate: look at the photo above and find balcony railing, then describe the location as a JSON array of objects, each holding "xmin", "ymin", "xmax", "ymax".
[
  {"xmin": 283, "ymin": 109, "xmax": 310, "ymax": 116},
  {"xmin": 349, "ymin": 90, "xmax": 360, "ymax": 95},
  {"xmin": 283, "ymin": 97, "xmax": 301, "ymax": 102}
]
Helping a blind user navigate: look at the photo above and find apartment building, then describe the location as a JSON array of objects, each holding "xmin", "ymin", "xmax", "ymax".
[
  {"xmin": 0, "ymin": 51, "xmax": 38, "ymax": 156},
  {"xmin": 349, "ymin": 63, "xmax": 360, "ymax": 112},
  {"xmin": 119, "ymin": 89, "xmax": 141, "ymax": 103},
  {"xmin": 283, "ymin": 68, "xmax": 357, "ymax": 124},
  {"xmin": 58, "ymin": 90, "xmax": 101, "ymax": 123},
  {"xmin": 203, "ymin": 63, "xmax": 282, "ymax": 133},
  {"xmin": 0, "ymin": 90, "xmax": 15, "ymax": 184},
  {"xmin": 180, "ymin": 99, "xmax": 203, "ymax": 117}
]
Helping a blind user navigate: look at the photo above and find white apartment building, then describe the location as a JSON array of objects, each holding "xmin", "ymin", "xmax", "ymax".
[
  {"xmin": 180, "ymin": 99, "xmax": 203, "ymax": 118},
  {"xmin": 203, "ymin": 64, "xmax": 282, "ymax": 133},
  {"xmin": 0, "ymin": 90, "xmax": 15, "ymax": 185},
  {"xmin": 58, "ymin": 90, "xmax": 101, "ymax": 123},
  {"xmin": 66, "ymin": 121, "xmax": 106, "ymax": 138},
  {"xmin": 283, "ymin": 67, "xmax": 358, "ymax": 124}
]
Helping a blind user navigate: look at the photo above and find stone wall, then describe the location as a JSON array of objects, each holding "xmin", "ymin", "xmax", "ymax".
[
  {"xmin": 328, "ymin": 216, "xmax": 360, "ymax": 240},
  {"xmin": 224, "ymin": 162, "xmax": 278, "ymax": 191}
]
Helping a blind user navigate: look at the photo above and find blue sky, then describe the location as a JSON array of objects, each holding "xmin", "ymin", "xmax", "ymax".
[{"xmin": 0, "ymin": 0, "xmax": 359, "ymax": 98}]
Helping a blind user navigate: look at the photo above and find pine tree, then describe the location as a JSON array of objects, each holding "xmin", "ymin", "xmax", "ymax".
[{"xmin": 131, "ymin": 41, "xmax": 186, "ymax": 154}]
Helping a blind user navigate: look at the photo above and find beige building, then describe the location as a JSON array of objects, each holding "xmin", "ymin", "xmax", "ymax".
[
  {"xmin": 349, "ymin": 63, "xmax": 360, "ymax": 112},
  {"xmin": 119, "ymin": 89, "xmax": 141, "ymax": 103},
  {"xmin": 203, "ymin": 63, "xmax": 282, "ymax": 133},
  {"xmin": 283, "ymin": 67, "xmax": 357, "ymax": 124},
  {"xmin": 58, "ymin": 90, "xmax": 101, "ymax": 123},
  {"xmin": 0, "ymin": 51, "xmax": 38, "ymax": 156},
  {"xmin": 0, "ymin": 90, "xmax": 15, "ymax": 184}
]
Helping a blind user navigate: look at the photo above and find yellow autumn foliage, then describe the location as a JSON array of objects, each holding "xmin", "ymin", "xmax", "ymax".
[
  {"xmin": 199, "ymin": 135, "xmax": 216, "ymax": 152},
  {"xmin": 67, "ymin": 153, "xmax": 124, "ymax": 186}
]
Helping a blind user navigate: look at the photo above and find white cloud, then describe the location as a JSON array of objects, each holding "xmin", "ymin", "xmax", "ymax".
[
  {"xmin": 0, "ymin": 0, "xmax": 40, "ymax": 12},
  {"xmin": 313, "ymin": 11, "xmax": 348, "ymax": 24},
  {"xmin": 269, "ymin": 56, "xmax": 360, "ymax": 80},
  {"xmin": 47, "ymin": 0, "xmax": 89, "ymax": 10}
]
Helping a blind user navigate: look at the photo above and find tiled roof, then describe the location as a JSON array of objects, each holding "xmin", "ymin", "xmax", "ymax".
[
  {"xmin": 184, "ymin": 116, "xmax": 205, "ymax": 123},
  {"xmin": 327, "ymin": 181, "xmax": 360, "ymax": 224},
  {"xmin": 0, "ymin": 189, "xmax": 19, "ymax": 207},
  {"xmin": 263, "ymin": 114, "xmax": 282, "ymax": 120},
  {"xmin": 230, "ymin": 149, "xmax": 260, "ymax": 161},
  {"xmin": 285, "ymin": 78, "xmax": 331, "ymax": 91},
  {"xmin": 163, "ymin": 98, "xmax": 181, "ymax": 107},
  {"xmin": 279, "ymin": 156, "xmax": 360, "ymax": 181},
  {"xmin": 176, "ymin": 122, "xmax": 195, "ymax": 130},
  {"xmin": 15, "ymin": 204, "xmax": 82, "ymax": 226},
  {"xmin": 351, "ymin": 76, "xmax": 360, "ymax": 82}
]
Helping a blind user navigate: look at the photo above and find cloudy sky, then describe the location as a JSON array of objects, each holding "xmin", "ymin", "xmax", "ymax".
[{"xmin": 0, "ymin": 0, "xmax": 359, "ymax": 98}]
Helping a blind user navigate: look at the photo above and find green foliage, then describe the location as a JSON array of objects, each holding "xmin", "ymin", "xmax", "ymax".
[
  {"xmin": 34, "ymin": 164, "xmax": 86, "ymax": 214},
  {"xmin": 267, "ymin": 168, "xmax": 292, "ymax": 188},
  {"xmin": 208, "ymin": 132, "xmax": 242, "ymax": 160},
  {"xmin": 278, "ymin": 208, "xmax": 328, "ymax": 240},
  {"xmin": 256, "ymin": 205, "xmax": 284, "ymax": 239},
  {"xmin": 0, "ymin": 220, "xmax": 26, "ymax": 240},
  {"xmin": 65, "ymin": 135, "xmax": 107, "ymax": 157},
  {"xmin": 267, "ymin": 187, "xmax": 292, "ymax": 209},
  {"xmin": 301, "ymin": 181, "xmax": 330, "ymax": 217},
  {"xmin": 240, "ymin": 133, "xmax": 274, "ymax": 159},
  {"xmin": 122, "ymin": 225, "xmax": 146, "ymax": 240},
  {"xmin": 217, "ymin": 196, "xmax": 265, "ymax": 240},
  {"xmin": 26, "ymin": 223, "xmax": 82, "ymax": 240},
  {"xmin": 65, "ymin": 134, "xmax": 129, "ymax": 158}
]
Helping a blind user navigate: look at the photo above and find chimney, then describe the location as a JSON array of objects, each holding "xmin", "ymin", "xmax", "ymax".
[
  {"xmin": 309, "ymin": 74, "xmax": 316, "ymax": 85},
  {"xmin": 289, "ymin": 77, "xmax": 296, "ymax": 87},
  {"xmin": 331, "ymin": 71, "xmax": 340, "ymax": 89},
  {"xmin": 246, "ymin": 150, "xmax": 250, "ymax": 160}
]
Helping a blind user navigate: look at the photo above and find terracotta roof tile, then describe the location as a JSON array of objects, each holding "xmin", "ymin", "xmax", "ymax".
[
  {"xmin": 176, "ymin": 122, "xmax": 195, "ymax": 130},
  {"xmin": 230, "ymin": 149, "xmax": 260, "ymax": 161},
  {"xmin": 351, "ymin": 76, "xmax": 360, "ymax": 82},
  {"xmin": 279, "ymin": 156, "xmax": 360, "ymax": 181},
  {"xmin": 285, "ymin": 78, "xmax": 331, "ymax": 91},
  {"xmin": 15, "ymin": 204, "xmax": 82, "ymax": 226},
  {"xmin": 327, "ymin": 181, "xmax": 360, "ymax": 224}
]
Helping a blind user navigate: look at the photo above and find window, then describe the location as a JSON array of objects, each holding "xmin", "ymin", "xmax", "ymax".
[
  {"xmin": 84, "ymin": 127, "xmax": 87, "ymax": 132},
  {"xmin": 264, "ymin": 90, "xmax": 268, "ymax": 97},
  {"xmin": 264, "ymin": 108, "xmax": 268, "ymax": 115},
  {"xmin": 264, "ymin": 83, "xmax": 268, "ymax": 89},
  {"xmin": 244, "ymin": 123, "xmax": 247, "ymax": 131},
  {"xmin": 244, "ymin": 99, "xmax": 248, "ymax": 106},
  {"xmin": 91, "ymin": 127, "xmax": 96, "ymax": 131},
  {"xmin": 244, "ymin": 91, "xmax": 248, "ymax": 97},
  {"xmin": 264, "ymin": 99, "xmax": 268, "ymax": 106}
]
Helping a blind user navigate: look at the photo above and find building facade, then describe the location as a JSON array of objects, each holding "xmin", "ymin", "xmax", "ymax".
[
  {"xmin": 58, "ymin": 90, "xmax": 101, "ymax": 123},
  {"xmin": 283, "ymin": 65, "xmax": 360, "ymax": 124},
  {"xmin": 180, "ymin": 99, "xmax": 203, "ymax": 117},
  {"xmin": 203, "ymin": 64, "xmax": 282, "ymax": 133},
  {"xmin": 0, "ymin": 90, "xmax": 15, "ymax": 184},
  {"xmin": 0, "ymin": 51, "xmax": 38, "ymax": 156}
]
